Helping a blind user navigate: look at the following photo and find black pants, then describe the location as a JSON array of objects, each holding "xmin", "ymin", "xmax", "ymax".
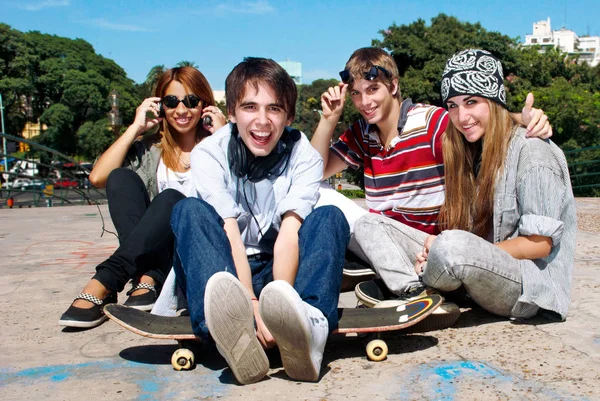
[{"xmin": 93, "ymin": 168, "xmax": 185, "ymax": 293}]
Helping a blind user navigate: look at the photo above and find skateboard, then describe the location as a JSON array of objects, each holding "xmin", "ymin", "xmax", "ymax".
[{"xmin": 104, "ymin": 294, "xmax": 442, "ymax": 369}]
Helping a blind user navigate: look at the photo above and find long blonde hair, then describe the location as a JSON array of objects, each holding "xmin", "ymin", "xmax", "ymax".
[
  {"xmin": 153, "ymin": 67, "xmax": 215, "ymax": 170},
  {"xmin": 439, "ymin": 99, "xmax": 516, "ymax": 237}
]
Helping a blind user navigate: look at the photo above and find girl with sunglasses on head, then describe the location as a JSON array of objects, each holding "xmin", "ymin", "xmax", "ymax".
[
  {"xmin": 413, "ymin": 49, "xmax": 576, "ymax": 321},
  {"xmin": 59, "ymin": 66, "xmax": 227, "ymax": 329}
]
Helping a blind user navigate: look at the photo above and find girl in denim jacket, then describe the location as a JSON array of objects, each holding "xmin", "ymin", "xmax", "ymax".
[{"xmin": 416, "ymin": 49, "xmax": 576, "ymax": 320}]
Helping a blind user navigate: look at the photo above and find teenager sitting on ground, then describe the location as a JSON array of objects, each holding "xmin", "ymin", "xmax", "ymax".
[
  {"xmin": 310, "ymin": 47, "xmax": 552, "ymax": 306},
  {"xmin": 59, "ymin": 67, "xmax": 226, "ymax": 328},
  {"xmin": 170, "ymin": 57, "xmax": 349, "ymax": 384},
  {"xmin": 412, "ymin": 49, "xmax": 575, "ymax": 320}
]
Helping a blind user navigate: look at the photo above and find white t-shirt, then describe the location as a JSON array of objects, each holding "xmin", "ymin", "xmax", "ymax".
[
  {"xmin": 156, "ymin": 158, "xmax": 196, "ymax": 197},
  {"xmin": 190, "ymin": 124, "xmax": 323, "ymax": 255}
]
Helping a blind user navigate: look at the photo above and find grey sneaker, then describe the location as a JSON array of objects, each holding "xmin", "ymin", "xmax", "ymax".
[
  {"xmin": 355, "ymin": 279, "xmax": 428, "ymax": 308},
  {"xmin": 204, "ymin": 272, "xmax": 269, "ymax": 385},
  {"xmin": 401, "ymin": 301, "xmax": 462, "ymax": 333},
  {"xmin": 360, "ymin": 280, "xmax": 461, "ymax": 331},
  {"xmin": 260, "ymin": 280, "xmax": 328, "ymax": 382}
]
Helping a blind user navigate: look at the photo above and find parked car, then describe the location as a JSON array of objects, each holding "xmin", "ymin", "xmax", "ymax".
[
  {"xmin": 22, "ymin": 179, "xmax": 46, "ymax": 190},
  {"xmin": 53, "ymin": 177, "xmax": 79, "ymax": 189},
  {"xmin": 1, "ymin": 178, "xmax": 32, "ymax": 190}
]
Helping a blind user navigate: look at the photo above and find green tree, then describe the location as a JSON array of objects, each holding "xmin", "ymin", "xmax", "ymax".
[
  {"xmin": 0, "ymin": 23, "xmax": 140, "ymax": 157},
  {"xmin": 77, "ymin": 118, "xmax": 114, "ymax": 160},
  {"xmin": 137, "ymin": 64, "xmax": 165, "ymax": 99},
  {"xmin": 176, "ymin": 60, "xmax": 198, "ymax": 68},
  {"xmin": 375, "ymin": 14, "xmax": 600, "ymax": 194},
  {"xmin": 374, "ymin": 14, "xmax": 519, "ymax": 106},
  {"xmin": 0, "ymin": 24, "xmax": 33, "ymax": 136},
  {"xmin": 293, "ymin": 78, "xmax": 365, "ymax": 188},
  {"xmin": 38, "ymin": 103, "xmax": 74, "ymax": 153},
  {"xmin": 294, "ymin": 78, "xmax": 359, "ymax": 140}
]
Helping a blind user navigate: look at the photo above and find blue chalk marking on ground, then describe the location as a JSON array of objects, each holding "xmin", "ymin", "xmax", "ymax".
[
  {"xmin": 0, "ymin": 359, "xmax": 230, "ymax": 399},
  {"xmin": 396, "ymin": 360, "xmax": 586, "ymax": 401}
]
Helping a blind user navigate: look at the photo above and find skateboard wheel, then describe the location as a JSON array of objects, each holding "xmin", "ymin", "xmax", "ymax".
[
  {"xmin": 366, "ymin": 339, "xmax": 388, "ymax": 362},
  {"xmin": 172, "ymin": 348, "xmax": 194, "ymax": 370}
]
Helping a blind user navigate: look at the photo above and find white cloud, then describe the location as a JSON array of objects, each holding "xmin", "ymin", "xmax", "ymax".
[
  {"xmin": 85, "ymin": 18, "xmax": 154, "ymax": 32},
  {"xmin": 303, "ymin": 69, "xmax": 338, "ymax": 83},
  {"xmin": 19, "ymin": 0, "xmax": 70, "ymax": 11},
  {"xmin": 216, "ymin": 0, "xmax": 275, "ymax": 15}
]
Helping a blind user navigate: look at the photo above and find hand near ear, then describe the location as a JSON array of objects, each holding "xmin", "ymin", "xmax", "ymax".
[{"xmin": 320, "ymin": 83, "xmax": 348, "ymax": 121}]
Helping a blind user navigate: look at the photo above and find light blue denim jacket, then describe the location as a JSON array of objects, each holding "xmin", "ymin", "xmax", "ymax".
[{"xmin": 494, "ymin": 127, "xmax": 576, "ymax": 320}]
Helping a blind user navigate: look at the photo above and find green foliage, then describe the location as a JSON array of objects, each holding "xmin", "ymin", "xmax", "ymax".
[
  {"xmin": 39, "ymin": 103, "xmax": 74, "ymax": 152},
  {"xmin": 374, "ymin": 14, "xmax": 600, "ymax": 195},
  {"xmin": 374, "ymin": 14, "xmax": 519, "ymax": 106},
  {"xmin": 337, "ymin": 189, "xmax": 365, "ymax": 199},
  {"xmin": 176, "ymin": 60, "xmax": 198, "ymax": 68},
  {"xmin": 77, "ymin": 118, "xmax": 114, "ymax": 160},
  {"xmin": 294, "ymin": 78, "xmax": 360, "ymax": 140},
  {"xmin": 344, "ymin": 168, "xmax": 365, "ymax": 190},
  {"xmin": 136, "ymin": 64, "xmax": 166, "ymax": 99},
  {"xmin": 2, "ymin": 18, "xmax": 599, "ymax": 195},
  {"xmin": 0, "ymin": 23, "xmax": 139, "ymax": 157},
  {"xmin": 216, "ymin": 100, "xmax": 227, "ymax": 115}
]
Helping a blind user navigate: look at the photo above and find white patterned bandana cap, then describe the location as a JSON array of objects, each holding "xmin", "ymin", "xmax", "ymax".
[{"xmin": 441, "ymin": 49, "xmax": 507, "ymax": 108}]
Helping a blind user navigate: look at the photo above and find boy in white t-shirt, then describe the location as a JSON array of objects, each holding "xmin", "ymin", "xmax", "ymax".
[{"xmin": 170, "ymin": 57, "xmax": 349, "ymax": 384}]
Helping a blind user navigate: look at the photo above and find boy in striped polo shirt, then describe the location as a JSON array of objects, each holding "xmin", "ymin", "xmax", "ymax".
[{"xmin": 311, "ymin": 47, "xmax": 552, "ymax": 303}]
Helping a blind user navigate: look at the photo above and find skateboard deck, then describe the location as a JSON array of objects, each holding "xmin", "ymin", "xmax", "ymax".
[
  {"xmin": 105, "ymin": 294, "xmax": 442, "ymax": 338},
  {"xmin": 104, "ymin": 294, "xmax": 442, "ymax": 366}
]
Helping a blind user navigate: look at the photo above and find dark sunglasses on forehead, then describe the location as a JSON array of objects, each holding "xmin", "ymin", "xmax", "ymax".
[
  {"xmin": 339, "ymin": 65, "xmax": 392, "ymax": 84},
  {"xmin": 161, "ymin": 94, "xmax": 202, "ymax": 109}
]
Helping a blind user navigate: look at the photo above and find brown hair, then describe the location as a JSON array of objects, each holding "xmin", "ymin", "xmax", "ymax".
[
  {"xmin": 154, "ymin": 66, "xmax": 215, "ymax": 170},
  {"xmin": 344, "ymin": 47, "xmax": 401, "ymax": 100},
  {"xmin": 225, "ymin": 57, "xmax": 297, "ymax": 121},
  {"xmin": 439, "ymin": 99, "xmax": 515, "ymax": 237}
]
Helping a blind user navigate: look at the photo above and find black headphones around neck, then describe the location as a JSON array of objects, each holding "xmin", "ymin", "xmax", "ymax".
[{"xmin": 228, "ymin": 124, "xmax": 301, "ymax": 183}]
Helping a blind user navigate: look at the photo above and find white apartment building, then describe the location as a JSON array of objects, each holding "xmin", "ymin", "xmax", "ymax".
[
  {"xmin": 579, "ymin": 36, "xmax": 600, "ymax": 67},
  {"xmin": 524, "ymin": 18, "xmax": 599, "ymax": 67}
]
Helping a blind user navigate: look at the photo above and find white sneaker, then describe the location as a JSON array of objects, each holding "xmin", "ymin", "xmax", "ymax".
[
  {"xmin": 204, "ymin": 272, "xmax": 269, "ymax": 385},
  {"xmin": 259, "ymin": 280, "xmax": 328, "ymax": 382}
]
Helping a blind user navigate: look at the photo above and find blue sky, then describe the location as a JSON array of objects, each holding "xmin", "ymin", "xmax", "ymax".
[{"xmin": 1, "ymin": 0, "xmax": 599, "ymax": 90}]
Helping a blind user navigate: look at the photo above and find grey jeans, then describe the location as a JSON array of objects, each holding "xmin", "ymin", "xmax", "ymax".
[
  {"xmin": 355, "ymin": 213, "xmax": 524, "ymax": 317},
  {"xmin": 423, "ymin": 230, "xmax": 524, "ymax": 317},
  {"xmin": 354, "ymin": 214, "xmax": 428, "ymax": 294}
]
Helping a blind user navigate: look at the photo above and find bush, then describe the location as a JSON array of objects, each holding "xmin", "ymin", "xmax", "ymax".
[{"xmin": 338, "ymin": 189, "xmax": 365, "ymax": 198}]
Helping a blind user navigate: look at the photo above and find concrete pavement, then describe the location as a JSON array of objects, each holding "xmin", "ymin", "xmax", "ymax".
[{"xmin": 1, "ymin": 201, "xmax": 599, "ymax": 400}]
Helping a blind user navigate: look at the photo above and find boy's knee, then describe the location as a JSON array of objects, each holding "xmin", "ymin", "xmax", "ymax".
[
  {"xmin": 309, "ymin": 205, "xmax": 348, "ymax": 230},
  {"xmin": 172, "ymin": 198, "xmax": 203, "ymax": 230},
  {"xmin": 354, "ymin": 213, "xmax": 385, "ymax": 237}
]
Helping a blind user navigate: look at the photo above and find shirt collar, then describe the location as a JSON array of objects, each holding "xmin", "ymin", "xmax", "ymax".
[{"xmin": 366, "ymin": 98, "xmax": 414, "ymax": 149}]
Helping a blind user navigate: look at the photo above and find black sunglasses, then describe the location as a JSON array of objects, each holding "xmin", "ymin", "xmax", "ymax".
[
  {"xmin": 339, "ymin": 65, "xmax": 392, "ymax": 84},
  {"xmin": 161, "ymin": 94, "xmax": 202, "ymax": 109}
]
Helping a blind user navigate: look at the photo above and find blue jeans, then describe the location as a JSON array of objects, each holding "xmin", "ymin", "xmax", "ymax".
[{"xmin": 170, "ymin": 198, "xmax": 350, "ymax": 340}]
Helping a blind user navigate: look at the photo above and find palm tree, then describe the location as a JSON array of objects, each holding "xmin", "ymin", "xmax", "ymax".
[
  {"xmin": 142, "ymin": 64, "xmax": 165, "ymax": 97},
  {"xmin": 145, "ymin": 64, "xmax": 165, "ymax": 87},
  {"xmin": 175, "ymin": 60, "xmax": 198, "ymax": 69}
]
